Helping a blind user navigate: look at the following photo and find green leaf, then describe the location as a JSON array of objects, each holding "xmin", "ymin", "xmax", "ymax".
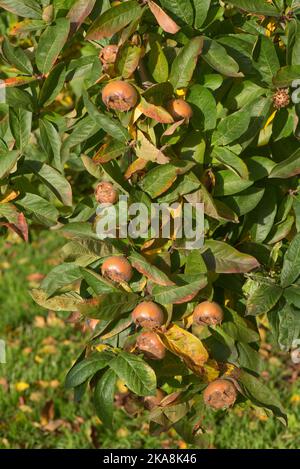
[
  {"xmin": 277, "ymin": 302, "xmax": 300, "ymax": 351},
  {"xmin": 253, "ymin": 35, "xmax": 280, "ymax": 85},
  {"xmin": 247, "ymin": 186, "xmax": 277, "ymax": 243},
  {"xmin": 81, "ymin": 268, "xmax": 119, "ymax": 295},
  {"xmin": 273, "ymin": 65, "xmax": 300, "ymax": 87},
  {"xmin": 0, "ymin": 150, "xmax": 20, "ymax": 179},
  {"xmin": 287, "ymin": 19, "xmax": 300, "ymax": 65},
  {"xmin": 65, "ymin": 351, "xmax": 113, "ymax": 388},
  {"xmin": 220, "ymin": 186, "xmax": 265, "ymax": 217},
  {"xmin": 24, "ymin": 160, "xmax": 72, "ymax": 207},
  {"xmin": 238, "ymin": 370, "xmax": 287, "ymax": 424},
  {"xmin": 214, "ymin": 170, "xmax": 254, "ymax": 196},
  {"xmin": 6, "ymin": 88, "xmax": 34, "ymax": 112},
  {"xmin": 228, "ymin": 0, "xmax": 281, "ymax": 16},
  {"xmin": 269, "ymin": 147, "xmax": 300, "ymax": 179},
  {"xmin": 202, "ymin": 39, "xmax": 242, "ymax": 77},
  {"xmin": 86, "ymin": 0, "xmax": 142, "ymax": 40},
  {"xmin": 0, "ymin": 0, "xmax": 42, "ymax": 19},
  {"xmin": 202, "ymin": 240, "xmax": 259, "ymax": 273},
  {"xmin": 2, "ymin": 38, "xmax": 33, "ymax": 74},
  {"xmin": 83, "ymin": 89, "xmax": 129, "ymax": 143},
  {"xmin": 169, "ymin": 37, "xmax": 204, "ymax": 90},
  {"xmin": 193, "ymin": 0, "xmax": 211, "ymax": 29},
  {"xmin": 41, "ymin": 263, "xmax": 82, "ymax": 297},
  {"xmin": 246, "ymin": 280, "xmax": 283, "ymax": 316},
  {"xmin": 212, "ymin": 109, "xmax": 250, "ymax": 146},
  {"xmin": 152, "ymin": 275, "xmax": 207, "ymax": 304},
  {"xmin": 148, "ymin": 42, "xmax": 169, "ymax": 83},
  {"xmin": 79, "ymin": 292, "xmax": 139, "ymax": 320},
  {"xmin": 109, "ymin": 351, "xmax": 157, "ymax": 396},
  {"xmin": 129, "ymin": 252, "xmax": 174, "ymax": 286},
  {"xmin": 237, "ymin": 342, "xmax": 264, "ymax": 373},
  {"xmin": 187, "ymin": 84, "xmax": 216, "ymax": 131},
  {"xmin": 39, "ymin": 119, "xmax": 62, "ymax": 171},
  {"xmin": 94, "ymin": 368, "xmax": 117, "ymax": 429},
  {"xmin": 9, "ymin": 108, "xmax": 32, "ymax": 151},
  {"xmin": 17, "ymin": 193, "xmax": 59, "ymax": 224},
  {"xmin": 212, "ymin": 146, "xmax": 249, "ymax": 179},
  {"xmin": 160, "ymin": 0, "xmax": 194, "ymax": 26},
  {"xmin": 38, "ymin": 62, "xmax": 66, "ymax": 106},
  {"xmin": 281, "ymin": 233, "xmax": 300, "ymax": 287},
  {"xmin": 36, "ymin": 18, "xmax": 70, "ymax": 74},
  {"xmin": 115, "ymin": 44, "xmax": 142, "ymax": 79},
  {"xmin": 139, "ymin": 162, "xmax": 193, "ymax": 198}
]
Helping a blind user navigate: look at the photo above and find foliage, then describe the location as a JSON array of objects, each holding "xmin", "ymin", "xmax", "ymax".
[{"xmin": 1, "ymin": 0, "xmax": 300, "ymax": 444}]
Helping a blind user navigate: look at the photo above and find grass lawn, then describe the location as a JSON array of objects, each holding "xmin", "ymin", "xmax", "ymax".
[{"xmin": 0, "ymin": 232, "xmax": 300, "ymax": 449}]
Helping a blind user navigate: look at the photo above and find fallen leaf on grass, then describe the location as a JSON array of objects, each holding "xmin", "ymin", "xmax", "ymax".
[{"xmin": 14, "ymin": 382, "xmax": 30, "ymax": 392}]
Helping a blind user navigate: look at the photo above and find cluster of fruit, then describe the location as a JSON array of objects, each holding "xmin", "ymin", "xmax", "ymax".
[{"xmin": 101, "ymin": 255, "xmax": 237, "ymax": 411}]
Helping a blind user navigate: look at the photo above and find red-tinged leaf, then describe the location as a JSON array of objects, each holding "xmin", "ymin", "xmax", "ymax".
[
  {"xmin": 0, "ymin": 76, "xmax": 37, "ymax": 88},
  {"xmin": 148, "ymin": 1, "xmax": 180, "ymax": 34},
  {"xmin": 202, "ymin": 240, "xmax": 260, "ymax": 273},
  {"xmin": 0, "ymin": 214, "xmax": 28, "ymax": 241},
  {"xmin": 67, "ymin": 0, "xmax": 96, "ymax": 33},
  {"xmin": 138, "ymin": 97, "xmax": 174, "ymax": 123},
  {"xmin": 129, "ymin": 251, "xmax": 174, "ymax": 286},
  {"xmin": 0, "ymin": 0, "xmax": 42, "ymax": 19},
  {"xmin": 162, "ymin": 119, "xmax": 185, "ymax": 137},
  {"xmin": 86, "ymin": 0, "xmax": 142, "ymax": 40}
]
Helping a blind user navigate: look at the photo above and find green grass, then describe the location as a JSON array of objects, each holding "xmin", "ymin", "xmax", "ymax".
[{"xmin": 1, "ymin": 232, "xmax": 300, "ymax": 449}]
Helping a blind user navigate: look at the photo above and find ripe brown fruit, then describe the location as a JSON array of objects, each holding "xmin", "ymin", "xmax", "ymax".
[
  {"xmin": 136, "ymin": 331, "xmax": 166, "ymax": 360},
  {"xmin": 144, "ymin": 388, "xmax": 166, "ymax": 410},
  {"xmin": 193, "ymin": 301, "xmax": 224, "ymax": 326},
  {"xmin": 132, "ymin": 301, "xmax": 164, "ymax": 329},
  {"xmin": 102, "ymin": 80, "xmax": 138, "ymax": 111},
  {"xmin": 95, "ymin": 181, "xmax": 118, "ymax": 204},
  {"xmin": 166, "ymin": 98, "xmax": 193, "ymax": 122},
  {"xmin": 101, "ymin": 256, "xmax": 133, "ymax": 283},
  {"xmin": 203, "ymin": 379, "xmax": 237, "ymax": 410}
]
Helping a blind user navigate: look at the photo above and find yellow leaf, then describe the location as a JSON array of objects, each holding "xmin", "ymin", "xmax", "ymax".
[
  {"xmin": 14, "ymin": 382, "xmax": 30, "ymax": 392},
  {"xmin": 263, "ymin": 110, "xmax": 277, "ymax": 130},
  {"xmin": 94, "ymin": 344, "xmax": 110, "ymax": 353},
  {"xmin": 159, "ymin": 324, "xmax": 209, "ymax": 373},
  {"xmin": 0, "ymin": 189, "xmax": 20, "ymax": 204}
]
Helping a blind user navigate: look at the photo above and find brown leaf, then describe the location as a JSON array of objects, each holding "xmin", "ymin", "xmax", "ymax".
[
  {"xmin": 162, "ymin": 119, "xmax": 185, "ymax": 137},
  {"xmin": 148, "ymin": 1, "xmax": 180, "ymax": 34},
  {"xmin": 41, "ymin": 400, "xmax": 55, "ymax": 426},
  {"xmin": 42, "ymin": 419, "xmax": 66, "ymax": 432}
]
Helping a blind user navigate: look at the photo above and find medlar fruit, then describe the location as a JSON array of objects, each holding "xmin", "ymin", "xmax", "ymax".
[
  {"xmin": 203, "ymin": 379, "xmax": 237, "ymax": 410},
  {"xmin": 102, "ymin": 80, "xmax": 138, "ymax": 112},
  {"xmin": 101, "ymin": 256, "xmax": 133, "ymax": 283},
  {"xmin": 132, "ymin": 301, "xmax": 164, "ymax": 329},
  {"xmin": 95, "ymin": 181, "xmax": 118, "ymax": 205},
  {"xmin": 166, "ymin": 98, "xmax": 193, "ymax": 122},
  {"xmin": 193, "ymin": 301, "xmax": 224, "ymax": 326},
  {"xmin": 136, "ymin": 331, "xmax": 166, "ymax": 360}
]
